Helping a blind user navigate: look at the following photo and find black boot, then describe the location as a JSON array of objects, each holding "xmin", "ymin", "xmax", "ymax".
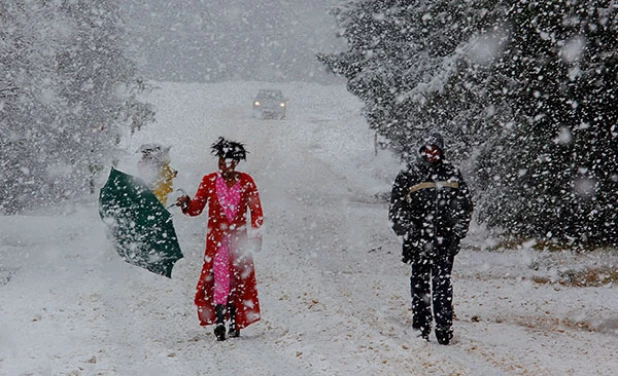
[
  {"xmin": 228, "ymin": 304, "xmax": 240, "ymax": 338},
  {"xmin": 413, "ymin": 324, "xmax": 431, "ymax": 341},
  {"xmin": 435, "ymin": 327, "xmax": 453, "ymax": 345},
  {"xmin": 214, "ymin": 304, "xmax": 226, "ymax": 341}
]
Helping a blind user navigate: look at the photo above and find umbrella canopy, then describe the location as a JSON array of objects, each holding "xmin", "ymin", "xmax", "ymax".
[{"xmin": 99, "ymin": 167, "xmax": 183, "ymax": 278}]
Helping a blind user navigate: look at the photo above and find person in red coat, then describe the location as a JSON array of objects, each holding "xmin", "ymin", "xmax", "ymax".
[{"xmin": 176, "ymin": 137, "xmax": 264, "ymax": 341}]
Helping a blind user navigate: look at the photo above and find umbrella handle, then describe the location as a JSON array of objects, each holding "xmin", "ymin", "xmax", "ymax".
[
  {"xmin": 174, "ymin": 188, "xmax": 190, "ymax": 208},
  {"xmin": 166, "ymin": 188, "xmax": 188, "ymax": 213}
]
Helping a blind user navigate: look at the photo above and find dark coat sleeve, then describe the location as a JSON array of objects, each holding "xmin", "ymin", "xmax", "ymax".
[
  {"xmin": 450, "ymin": 169, "xmax": 474, "ymax": 240},
  {"xmin": 389, "ymin": 171, "xmax": 414, "ymax": 237}
]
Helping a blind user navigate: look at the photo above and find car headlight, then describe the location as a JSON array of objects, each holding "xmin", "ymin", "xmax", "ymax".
[
  {"xmin": 254, "ymin": 101, "xmax": 260, "ymax": 106},
  {"xmin": 280, "ymin": 102, "xmax": 286, "ymax": 107}
]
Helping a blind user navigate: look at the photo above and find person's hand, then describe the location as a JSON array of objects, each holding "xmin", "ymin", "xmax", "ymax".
[
  {"xmin": 252, "ymin": 236, "xmax": 263, "ymax": 253},
  {"xmin": 391, "ymin": 220, "xmax": 409, "ymax": 237},
  {"xmin": 445, "ymin": 238, "xmax": 461, "ymax": 257},
  {"xmin": 175, "ymin": 195, "xmax": 190, "ymax": 209}
]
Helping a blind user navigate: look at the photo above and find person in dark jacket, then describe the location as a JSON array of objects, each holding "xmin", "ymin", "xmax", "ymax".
[{"xmin": 389, "ymin": 132, "xmax": 473, "ymax": 345}]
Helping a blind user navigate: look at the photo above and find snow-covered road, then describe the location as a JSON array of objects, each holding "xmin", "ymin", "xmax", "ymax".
[{"xmin": 2, "ymin": 81, "xmax": 617, "ymax": 375}]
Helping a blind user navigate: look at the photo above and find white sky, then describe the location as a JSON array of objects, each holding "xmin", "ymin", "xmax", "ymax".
[{"xmin": 123, "ymin": 0, "xmax": 345, "ymax": 82}]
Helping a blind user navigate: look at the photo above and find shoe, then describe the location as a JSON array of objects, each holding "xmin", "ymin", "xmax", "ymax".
[
  {"xmin": 435, "ymin": 327, "xmax": 453, "ymax": 345},
  {"xmin": 413, "ymin": 325, "xmax": 430, "ymax": 341},
  {"xmin": 227, "ymin": 303, "xmax": 240, "ymax": 338},
  {"xmin": 214, "ymin": 305, "xmax": 226, "ymax": 341},
  {"xmin": 214, "ymin": 324, "xmax": 226, "ymax": 341},
  {"xmin": 228, "ymin": 327, "xmax": 240, "ymax": 338}
]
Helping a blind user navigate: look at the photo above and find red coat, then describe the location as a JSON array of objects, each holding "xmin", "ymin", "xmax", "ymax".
[{"xmin": 183, "ymin": 172, "xmax": 264, "ymax": 329}]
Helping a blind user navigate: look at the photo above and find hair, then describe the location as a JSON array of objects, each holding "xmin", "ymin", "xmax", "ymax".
[{"xmin": 210, "ymin": 137, "xmax": 248, "ymax": 162}]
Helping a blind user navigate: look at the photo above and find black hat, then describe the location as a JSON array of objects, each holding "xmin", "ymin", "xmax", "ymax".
[
  {"xmin": 421, "ymin": 132, "xmax": 444, "ymax": 151},
  {"xmin": 210, "ymin": 137, "xmax": 247, "ymax": 161}
]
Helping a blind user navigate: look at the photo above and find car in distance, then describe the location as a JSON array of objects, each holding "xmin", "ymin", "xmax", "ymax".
[{"xmin": 253, "ymin": 89, "xmax": 286, "ymax": 119}]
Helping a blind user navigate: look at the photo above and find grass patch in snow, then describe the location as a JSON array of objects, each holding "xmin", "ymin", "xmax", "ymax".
[
  {"xmin": 531, "ymin": 266, "xmax": 618, "ymax": 287},
  {"xmin": 487, "ymin": 236, "xmax": 610, "ymax": 253}
]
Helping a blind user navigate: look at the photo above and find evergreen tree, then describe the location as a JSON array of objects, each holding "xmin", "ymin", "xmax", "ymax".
[
  {"xmin": 321, "ymin": 0, "xmax": 618, "ymax": 246},
  {"xmin": 0, "ymin": 1, "xmax": 61, "ymax": 212},
  {"xmin": 318, "ymin": 0, "xmax": 502, "ymax": 160},
  {"xmin": 478, "ymin": 0, "xmax": 618, "ymax": 246},
  {"xmin": 0, "ymin": 0, "xmax": 154, "ymax": 213}
]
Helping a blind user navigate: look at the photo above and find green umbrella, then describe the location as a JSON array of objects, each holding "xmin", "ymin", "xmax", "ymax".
[{"xmin": 99, "ymin": 167, "xmax": 183, "ymax": 278}]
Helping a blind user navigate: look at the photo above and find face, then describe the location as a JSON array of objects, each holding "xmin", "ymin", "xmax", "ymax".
[
  {"xmin": 422, "ymin": 144, "xmax": 442, "ymax": 164},
  {"xmin": 218, "ymin": 157, "xmax": 237, "ymax": 173}
]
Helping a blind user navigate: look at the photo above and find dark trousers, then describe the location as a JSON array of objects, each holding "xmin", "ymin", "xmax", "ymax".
[{"xmin": 410, "ymin": 248, "xmax": 454, "ymax": 332}]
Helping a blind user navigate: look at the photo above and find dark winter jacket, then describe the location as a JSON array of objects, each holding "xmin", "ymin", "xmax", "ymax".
[{"xmin": 389, "ymin": 146, "xmax": 473, "ymax": 263}]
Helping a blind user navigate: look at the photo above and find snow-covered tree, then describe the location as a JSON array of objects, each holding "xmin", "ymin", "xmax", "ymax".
[
  {"xmin": 0, "ymin": 0, "xmax": 154, "ymax": 213},
  {"xmin": 478, "ymin": 0, "xmax": 618, "ymax": 246},
  {"xmin": 318, "ymin": 0, "xmax": 503, "ymax": 160},
  {"xmin": 1, "ymin": 1, "xmax": 58, "ymax": 213},
  {"xmin": 321, "ymin": 0, "xmax": 618, "ymax": 247}
]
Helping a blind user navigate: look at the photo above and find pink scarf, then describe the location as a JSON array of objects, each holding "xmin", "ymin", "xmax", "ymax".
[{"xmin": 213, "ymin": 172, "xmax": 241, "ymax": 305}]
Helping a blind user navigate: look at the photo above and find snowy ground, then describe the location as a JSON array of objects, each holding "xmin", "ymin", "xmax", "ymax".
[{"xmin": 2, "ymin": 81, "xmax": 618, "ymax": 376}]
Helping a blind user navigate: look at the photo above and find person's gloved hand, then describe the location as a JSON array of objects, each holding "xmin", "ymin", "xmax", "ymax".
[
  {"xmin": 391, "ymin": 221, "xmax": 409, "ymax": 237},
  {"xmin": 175, "ymin": 195, "xmax": 190, "ymax": 209},
  {"xmin": 445, "ymin": 238, "xmax": 461, "ymax": 257},
  {"xmin": 401, "ymin": 243, "xmax": 414, "ymax": 264},
  {"xmin": 252, "ymin": 236, "xmax": 263, "ymax": 253}
]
